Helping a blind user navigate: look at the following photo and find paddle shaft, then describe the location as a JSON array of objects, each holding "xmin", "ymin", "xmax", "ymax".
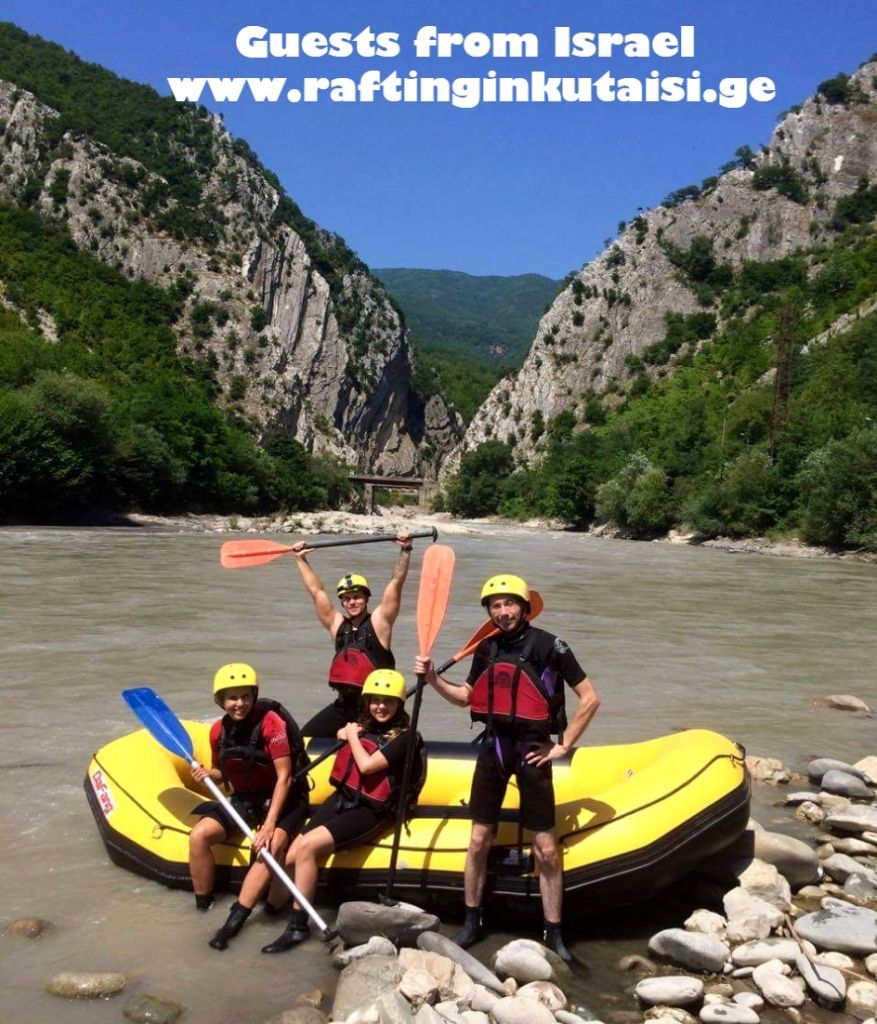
[
  {"xmin": 194, "ymin": 763, "xmax": 333, "ymax": 937},
  {"xmin": 301, "ymin": 527, "xmax": 436, "ymax": 551},
  {"xmin": 383, "ymin": 674, "xmax": 427, "ymax": 903}
]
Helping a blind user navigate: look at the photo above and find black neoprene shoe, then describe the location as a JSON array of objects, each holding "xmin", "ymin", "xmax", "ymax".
[
  {"xmin": 195, "ymin": 892, "xmax": 216, "ymax": 912},
  {"xmin": 542, "ymin": 921, "xmax": 584, "ymax": 967},
  {"xmin": 261, "ymin": 910, "xmax": 310, "ymax": 954},
  {"xmin": 208, "ymin": 901, "xmax": 251, "ymax": 950},
  {"xmin": 451, "ymin": 906, "xmax": 483, "ymax": 949}
]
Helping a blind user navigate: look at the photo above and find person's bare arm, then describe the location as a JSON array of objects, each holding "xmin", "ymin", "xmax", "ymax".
[
  {"xmin": 414, "ymin": 655, "xmax": 472, "ymax": 708},
  {"xmin": 525, "ymin": 675, "xmax": 601, "ymax": 767},
  {"xmin": 341, "ymin": 722, "xmax": 392, "ymax": 774},
  {"xmin": 370, "ymin": 532, "xmax": 412, "ymax": 645},
  {"xmin": 291, "ymin": 543, "xmax": 343, "ymax": 635}
]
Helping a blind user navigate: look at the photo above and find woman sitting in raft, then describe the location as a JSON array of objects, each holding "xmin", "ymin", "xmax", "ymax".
[
  {"xmin": 187, "ymin": 663, "xmax": 310, "ymax": 951},
  {"xmin": 261, "ymin": 668, "xmax": 423, "ymax": 953}
]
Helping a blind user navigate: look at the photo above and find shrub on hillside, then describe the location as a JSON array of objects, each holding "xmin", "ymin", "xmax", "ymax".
[
  {"xmin": 595, "ymin": 453, "xmax": 673, "ymax": 537},
  {"xmin": 681, "ymin": 451, "xmax": 780, "ymax": 538},
  {"xmin": 445, "ymin": 440, "xmax": 514, "ymax": 517},
  {"xmin": 795, "ymin": 429, "xmax": 877, "ymax": 548}
]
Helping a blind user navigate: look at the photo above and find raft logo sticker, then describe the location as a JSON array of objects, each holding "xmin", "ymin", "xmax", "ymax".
[{"xmin": 90, "ymin": 769, "xmax": 115, "ymax": 816}]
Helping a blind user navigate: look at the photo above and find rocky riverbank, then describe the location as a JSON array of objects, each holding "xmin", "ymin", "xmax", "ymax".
[
  {"xmin": 10, "ymin": 747, "xmax": 877, "ymax": 1024},
  {"xmin": 55, "ymin": 507, "xmax": 873, "ymax": 564}
]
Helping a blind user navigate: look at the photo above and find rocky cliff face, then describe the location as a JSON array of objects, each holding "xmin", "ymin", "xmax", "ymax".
[
  {"xmin": 447, "ymin": 61, "xmax": 877, "ymax": 476},
  {"xmin": 0, "ymin": 80, "xmax": 461, "ymax": 478}
]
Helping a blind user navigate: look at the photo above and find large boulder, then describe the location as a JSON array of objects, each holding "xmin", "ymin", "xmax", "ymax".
[
  {"xmin": 492, "ymin": 940, "xmax": 571, "ymax": 986},
  {"xmin": 490, "ymin": 995, "xmax": 557, "ymax": 1024},
  {"xmin": 822, "ymin": 853, "xmax": 877, "ymax": 888},
  {"xmin": 634, "ymin": 977, "xmax": 704, "ymax": 1007},
  {"xmin": 751, "ymin": 962, "xmax": 805, "ymax": 1008},
  {"xmin": 648, "ymin": 930, "xmax": 729, "ymax": 974},
  {"xmin": 4, "ymin": 916, "xmax": 54, "ymax": 939},
  {"xmin": 752, "ymin": 831, "xmax": 820, "ymax": 889},
  {"xmin": 795, "ymin": 952, "xmax": 845, "ymax": 1008},
  {"xmin": 336, "ymin": 902, "xmax": 439, "ymax": 947},
  {"xmin": 514, "ymin": 981, "xmax": 566, "ymax": 1011},
  {"xmin": 334, "ymin": 936, "xmax": 398, "ymax": 968},
  {"xmin": 821, "ymin": 770, "xmax": 874, "ymax": 800},
  {"xmin": 332, "ymin": 956, "xmax": 405, "ymax": 1022},
  {"xmin": 730, "ymin": 938, "xmax": 800, "ymax": 966},
  {"xmin": 722, "ymin": 888, "xmax": 783, "ymax": 944},
  {"xmin": 827, "ymin": 807, "xmax": 877, "ymax": 834},
  {"xmin": 123, "ymin": 994, "xmax": 186, "ymax": 1024},
  {"xmin": 699, "ymin": 1006, "xmax": 759, "ymax": 1024},
  {"xmin": 47, "ymin": 971, "xmax": 127, "ymax": 998},
  {"xmin": 794, "ymin": 900, "xmax": 877, "ymax": 956},
  {"xmin": 807, "ymin": 758, "xmax": 869, "ymax": 782},
  {"xmin": 417, "ymin": 932, "xmax": 506, "ymax": 994}
]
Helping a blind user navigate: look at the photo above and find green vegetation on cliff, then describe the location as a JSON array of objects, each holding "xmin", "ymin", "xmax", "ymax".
[
  {"xmin": 0, "ymin": 22, "xmax": 373, "ymax": 326},
  {"xmin": 376, "ymin": 268, "xmax": 559, "ymax": 421},
  {"xmin": 443, "ymin": 224, "xmax": 877, "ymax": 550},
  {"xmin": 0, "ymin": 204, "xmax": 346, "ymax": 518}
]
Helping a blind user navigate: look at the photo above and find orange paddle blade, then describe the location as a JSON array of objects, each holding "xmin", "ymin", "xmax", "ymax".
[
  {"xmin": 416, "ymin": 544, "xmax": 455, "ymax": 657},
  {"xmin": 528, "ymin": 589, "xmax": 544, "ymax": 620},
  {"xmin": 220, "ymin": 539, "xmax": 295, "ymax": 569}
]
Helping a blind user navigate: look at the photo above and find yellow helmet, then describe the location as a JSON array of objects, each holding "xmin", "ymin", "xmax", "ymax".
[
  {"xmin": 213, "ymin": 662, "xmax": 258, "ymax": 696},
  {"xmin": 337, "ymin": 573, "xmax": 371, "ymax": 598},
  {"xmin": 361, "ymin": 669, "xmax": 407, "ymax": 703},
  {"xmin": 480, "ymin": 574, "xmax": 530, "ymax": 607}
]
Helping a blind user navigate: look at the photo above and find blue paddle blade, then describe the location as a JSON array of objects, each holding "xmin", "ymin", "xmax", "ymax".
[{"xmin": 122, "ymin": 687, "xmax": 195, "ymax": 762}]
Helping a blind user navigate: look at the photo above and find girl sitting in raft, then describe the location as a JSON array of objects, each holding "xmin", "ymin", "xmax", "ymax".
[
  {"xmin": 261, "ymin": 668, "xmax": 422, "ymax": 953},
  {"xmin": 188, "ymin": 663, "xmax": 309, "ymax": 951}
]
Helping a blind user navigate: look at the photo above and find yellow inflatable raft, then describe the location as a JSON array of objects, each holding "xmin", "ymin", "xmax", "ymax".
[{"xmin": 85, "ymin": 728, "xmax": 749, "ymax": 914}]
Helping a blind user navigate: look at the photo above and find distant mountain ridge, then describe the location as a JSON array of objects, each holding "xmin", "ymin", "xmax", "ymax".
[
  {"xmin": 375, "ymin": 268, "xmax": 560, "ymax": 367},
  {"xmin": 375, "ymin": 267, "xmax": 559, "ymax": 421}
]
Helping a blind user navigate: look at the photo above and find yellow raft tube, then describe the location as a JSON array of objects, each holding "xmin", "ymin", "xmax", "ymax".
[{"xmin": 85, "ymin": 728, "xmax": 749, "ymax": 914}]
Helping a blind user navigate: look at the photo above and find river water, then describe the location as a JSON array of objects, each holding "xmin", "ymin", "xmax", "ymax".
[{"xmin": 2, "ymin": 525, "xmax": 875, "ymax": 1023}]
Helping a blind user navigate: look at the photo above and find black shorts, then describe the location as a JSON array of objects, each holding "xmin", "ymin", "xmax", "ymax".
[
  {"xmin": 468, "ymin": 735, "xmax": 555, "ymax": 833},
  {"xmin": 302, "ymin": 794, "xmax": 392, "ymax": 850},
  {"xmin": 195, "ymin": 791, "xmax": 309, "ymax": 840},
  {"xmin": 302, "ymin": 690, "xmax": 361, "ymax": 738}
]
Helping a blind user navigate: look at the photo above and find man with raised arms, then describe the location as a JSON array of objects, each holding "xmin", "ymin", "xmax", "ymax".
[
  {"xmin": 415, "ymin": 573, "xmax": 600, "ymax": 963},
  {"xmin": 291, "ymin": 532, "xmax": 412, "ymax": 737}
]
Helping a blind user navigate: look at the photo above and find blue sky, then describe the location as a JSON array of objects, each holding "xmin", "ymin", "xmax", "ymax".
[{"xmin": 3, "ymin": 0, "xmax": 876, "ymax": 277}]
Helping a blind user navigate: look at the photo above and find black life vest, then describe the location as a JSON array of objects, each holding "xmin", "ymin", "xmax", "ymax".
[
  {"xmin": 328, "ymin": 614, "xmax": 395, "ymax": 690},
  {"xmin": 218, "ymin": 698, "xmax": 310, "ymax": 795},
  {"xmin": 470, "ymin": 631, "xmax": 566, "ymax": 734},
  {"xmin": 328, "ymin": 729, "xmax": 426, "ymax": 815}
]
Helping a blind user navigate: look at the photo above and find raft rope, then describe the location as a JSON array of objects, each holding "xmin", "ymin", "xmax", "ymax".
[
  {"xmin": 92, "ymin": 745, "xmax": 747, "ymax": 856},
  {"xmin": 557, "ymin": 747, "xmax": 747, "ymax": 845}
]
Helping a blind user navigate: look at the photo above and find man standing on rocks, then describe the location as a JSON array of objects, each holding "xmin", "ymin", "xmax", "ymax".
[
  {"xmin": 415, "ymin": 573, "xmax": 600, "ymax": 963},
  {"xmin": 290, "ymin": 532, "xmax": 412, "ymax": 736}
]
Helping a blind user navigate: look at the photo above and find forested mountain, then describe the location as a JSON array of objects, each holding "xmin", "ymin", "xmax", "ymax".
[
  {"xmin": 0, "ymin": 22, "xmax": 461, "ymax": 519},
  {"xmin": 375, "ymin": 269, "xmax": 559, "ymax": 422},
  {"xmin": 441, "ymin": 59, "xmax": 877, "ymax": 550}
]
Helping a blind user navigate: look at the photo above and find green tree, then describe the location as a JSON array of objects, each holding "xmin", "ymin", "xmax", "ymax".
[
  {"xmin": 682, "ymin": 452, "xmax": 780, "ymax": 537},
  {"xmin": 445, "ymin": 441, "xmax": 514, "ymax": 516},
  {"xmin": 795, "ymin": 429, "xmax": 877, "ymax": 548},
  {"xmin": 595, "ymin": 453, "xmax": 673, "ymax": 537}
]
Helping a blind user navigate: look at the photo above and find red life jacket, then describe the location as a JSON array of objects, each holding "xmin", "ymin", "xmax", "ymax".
[
  {"xmin": 470, "ymin": 633, "xmax": 564, "ymax": 731},
  {"xmin": 329, "ymin": 732, "xmax": 397, "ymax": 811},
  {"xmin": 218, "ymin": 699, "xmax": 310, "ymax": 797},
  {"xmin": 328, "ymin": 614, "xmax": 395, "ymax": 690}
]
